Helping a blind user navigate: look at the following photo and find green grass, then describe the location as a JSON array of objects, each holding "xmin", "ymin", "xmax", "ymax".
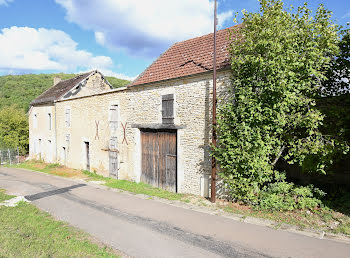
[
  {"xmin": 0, "ymin": 189, "xmax": 14, "ymax": 202},
  {"xmin": 220, "ymin": 202, "xmax": 350, "ymax": 235},
  {"xmin": 83, "ymin": 170, "xmax": 185, "ymax": 201},
  {"xmin": 0, "ymin": 190, "xmax": 118, "ymax": 257}
]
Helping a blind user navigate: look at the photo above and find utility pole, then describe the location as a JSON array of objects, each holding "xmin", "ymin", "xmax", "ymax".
[{"xmin": 211, "ymin": 0, "xmax": 217, "ymax": 203}]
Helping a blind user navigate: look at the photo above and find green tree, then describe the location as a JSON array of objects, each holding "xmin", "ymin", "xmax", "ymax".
[
  {"xmin": 322, "ymin": 27, "xmax": 350, "ymax": 96},
  {"xmin": 0, "ymin": 106, "xmax": 29, "ymax": 155},
  {"xmin": 214, "ymin": 0, "xmax": 343, "ymax": 207}
]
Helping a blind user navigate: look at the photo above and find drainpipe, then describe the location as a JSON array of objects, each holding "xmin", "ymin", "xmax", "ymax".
[{"xmin": 211, "ymin": 0, "xmax": 217, "ymax": 203}]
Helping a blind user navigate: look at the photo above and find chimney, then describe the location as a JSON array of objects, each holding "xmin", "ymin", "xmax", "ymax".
[{"xmin": 53, "ymin": 76, "xmax": 61, "ymax": 85}]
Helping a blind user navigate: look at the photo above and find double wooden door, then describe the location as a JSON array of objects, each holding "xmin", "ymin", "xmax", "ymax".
[{"xmin": 141, "ymin": 129, "xmax": 177, "ymax": 192}]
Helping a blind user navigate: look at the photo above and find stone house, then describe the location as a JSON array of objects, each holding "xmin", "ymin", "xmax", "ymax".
[{"xmin": 29, "ymin": 27, "xmax": 233, "ymax": 197}]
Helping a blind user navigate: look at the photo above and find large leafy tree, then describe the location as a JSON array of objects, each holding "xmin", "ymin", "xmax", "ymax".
[
  {"xmin": 214, "ymin": 0, "xmax": 342, "ymax": 205},
  {"xmin": 0, "ymin": 106, "xmax": 29, "ymax": 155}
]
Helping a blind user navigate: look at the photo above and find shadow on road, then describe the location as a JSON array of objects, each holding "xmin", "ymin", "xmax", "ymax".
[{"xmin": 25, "ymin": 184, "xmax": 86, "ymax": 201}]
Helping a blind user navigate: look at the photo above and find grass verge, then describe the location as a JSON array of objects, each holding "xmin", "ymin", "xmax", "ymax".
[
  {"xmin": 8, "ymin": 160, "xmax": 186, "ymax": 201},
  {"xmin": 0, "ymin": 189, "xmax": 118, "ymax": 257},
  {"xmin": 0, "ymin": 189, "xmax": 14, "ymax": 202},
  {"xmin": 83, "ymin": 170, "xmax": 185, "ymax": 200},
  {"xmin": 6, "ymin": 160, "xmax": 350, "ymax": 237}
]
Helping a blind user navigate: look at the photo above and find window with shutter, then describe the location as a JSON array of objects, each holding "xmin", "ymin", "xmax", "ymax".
[
  {"xmin": 65, "ymin": 134, "xmax": 70, "ymax": 153},
  {"xmin": 65, "ymin": 134, "xmax": 70, "ymax": 145},
  {"xmin": 162, "ymin": 94, "xmax": 174, "ymax": 124},
  {"xmin": 109, "ymin": 105, "xmax": 118, "ymax": 130},
  {"xmin": 65, "ymin": 108, "xmax": 71, "ymax": 127},
  {"xmin": 110, "ymin": 137, "xmax": 118, "ymax": 150}
]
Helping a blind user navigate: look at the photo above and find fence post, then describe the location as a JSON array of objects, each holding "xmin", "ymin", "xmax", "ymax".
[
  {"xmin": 0, "ymin": 150, "xmax": 2, "ymax": 165},
  {"xmin": 8, "ymin": 148, "xmax": 11, "ymax": 165},
  {"xmin": 17, "ymin": 147, "xmax": 20, "ymax": 164}
]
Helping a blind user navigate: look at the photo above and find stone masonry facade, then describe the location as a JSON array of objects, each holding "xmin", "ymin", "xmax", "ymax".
[{"xmin": 45, "ymin": 70, "xmax": 231, "ymax": 196}]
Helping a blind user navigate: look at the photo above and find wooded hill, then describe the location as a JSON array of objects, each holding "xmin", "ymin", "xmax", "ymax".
[{"xmin": 0, "ymin": 73, "xmax": 130, "ymax": 112}]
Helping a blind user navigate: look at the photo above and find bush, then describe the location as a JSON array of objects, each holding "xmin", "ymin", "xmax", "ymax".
[{"xmin": 258, "ymin": 182, "xmax": 325, "ymax": 211}]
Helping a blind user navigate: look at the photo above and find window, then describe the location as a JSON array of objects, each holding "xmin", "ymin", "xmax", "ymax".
[
  {"xmin": 110, "ymin": 137, "xmax": 118, "ymax": 150},
  {"xmin": 48, "ymin": 113, "xmax": 52, "ymax": 130},
  {"xmin": 162, "ymin": 94, "xmax": 174, "ymax": 124},
  {"xmin": 65, "ymin": 134, "xmax": 70, "ymax": 146},
  {"xmin": 33, "ymin": 113, "xmax": 38, "ymax": 129},
  {"xmin": 109, "ymin": 105, "xmax": 119, "ymax": 130},
  {"xmin": 65, "ymin": 108, "xmax": 71, "ymax": 127},
  {"xmin": 65, "ymin": 134, "xmax": 70, "ymax": 152}
]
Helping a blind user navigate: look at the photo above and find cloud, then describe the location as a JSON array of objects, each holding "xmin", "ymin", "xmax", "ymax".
[
  {"xmin": 55, "ymin": 0, "xmax": 233, "ymax": 57},
  {"xmin": 0, "ymin": 26, "xmax": 119, "ymax": 74},
  {"xmin": 96, "ymin": 69, "xmax": 136, "ymax": 81},
  {"xmin": 341, "ymin": 12, "xmax": 350, "ymax": 19},
  {"xmin": 0, "ymin": 0, "xmax": 13, "ymax": 6}
]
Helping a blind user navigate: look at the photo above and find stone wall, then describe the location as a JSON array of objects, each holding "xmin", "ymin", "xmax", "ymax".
[
  {"xmin": 28, "ymin": 104, "xmax": 56, "ymax": 163},
  {"xmin": 38, "ymin": 70, "xmax": 231, "ymax": 196}
]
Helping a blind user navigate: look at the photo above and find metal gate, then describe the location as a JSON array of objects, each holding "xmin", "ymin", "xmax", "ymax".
[{"xmin": 141, "ymin": 129, "xmax": 177, "ymax": 192}]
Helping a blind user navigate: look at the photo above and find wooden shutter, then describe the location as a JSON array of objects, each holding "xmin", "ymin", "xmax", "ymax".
[
  {"xmin": 109, "ymin": 105, "xmax": 118, "ymax": 130},
  {"xmin": 65, "ymin": 109, "xmax": 70, "ymax": 127},
  {"xmin": 162, "ymin": 94, "xmax": 174, "ymax": 124}
]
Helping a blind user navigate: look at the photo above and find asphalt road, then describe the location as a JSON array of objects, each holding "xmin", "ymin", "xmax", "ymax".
[{"xmin": 1, "ymin": 167, "xmax": 350, "ymax": 258}]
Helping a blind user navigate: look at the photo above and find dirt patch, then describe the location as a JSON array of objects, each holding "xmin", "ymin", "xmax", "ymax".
[
  {"xmin": 32, "ymin": 163, "xmax": 46, "ymax": 169},
  {"xmin": 50, "ymin": 167, "xmax": 86, "ymax": 178}
]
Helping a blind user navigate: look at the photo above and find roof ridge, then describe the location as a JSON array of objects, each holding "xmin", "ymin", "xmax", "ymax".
[
  {"xmin": 129, "ymin": 24, "xmax": 241, "ymax": 87},
  {"xmin": 30, "ymin": 70, "xmax": 95, "ymax": 106},
  {"xmin": 57, "ymin": 71, "xmax": 93, "ymax": 84}
]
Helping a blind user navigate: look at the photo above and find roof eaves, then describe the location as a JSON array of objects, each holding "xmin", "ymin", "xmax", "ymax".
[{"xmin": 128, "ymin": 65, "xmax": 230, "ymax": 89}]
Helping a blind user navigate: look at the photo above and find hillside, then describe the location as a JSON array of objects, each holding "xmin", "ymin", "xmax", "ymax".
[{"xmin": 0, "ymin": 73, "xmax": 130, "ymax": 112}]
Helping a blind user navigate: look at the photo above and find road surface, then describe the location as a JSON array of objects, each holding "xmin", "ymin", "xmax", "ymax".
[{"xmin": 1, "ymin": 167, "xmax": 350, "ymax": 257}]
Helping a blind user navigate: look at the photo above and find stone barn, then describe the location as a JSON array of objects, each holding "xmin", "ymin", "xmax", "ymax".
[{"xmin": 29, "ymin": 26, "xmax": 233, "ymax": 197}]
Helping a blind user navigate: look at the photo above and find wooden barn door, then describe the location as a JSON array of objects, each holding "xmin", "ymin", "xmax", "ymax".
[{"xmin": 141, "ymin": 130, "xmax": 177, "ymax": 192}]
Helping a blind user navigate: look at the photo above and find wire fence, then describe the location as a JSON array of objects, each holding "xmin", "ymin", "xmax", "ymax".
[{"xmin": 0, "ymin": 148, "xmax": 22, "ymax": 166}]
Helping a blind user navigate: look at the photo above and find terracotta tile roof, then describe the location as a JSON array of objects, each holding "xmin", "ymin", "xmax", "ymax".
[
  {"xmin": 31, "ymin": 71, "xmax": 93, "ymax": 105},
  {"xmin": 129, "ymin": 25, "xmax": 240, "ymax": 87}
]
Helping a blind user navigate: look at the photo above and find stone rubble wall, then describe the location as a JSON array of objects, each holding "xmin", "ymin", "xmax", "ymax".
[{"xmin": 30, "ymin": 70, "xmax": 231, "ymax": 196}]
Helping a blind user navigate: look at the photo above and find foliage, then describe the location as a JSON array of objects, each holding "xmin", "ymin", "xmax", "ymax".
[
  {"xmin": 105, "ymin": 76, "xmax": 130, "ymax": 89},
  {"xmin": 0, "ymin": 73, "xmax": 129, "ymax": 112},
  {"xmin": 259, "ymin": 181, "xmax": 325, "ymax": 210},
  {"xmin": 0, "ymin": 106, "xmax": 29, "ymax": 154},
  {"xmin": 322, "ymin": 27, "xmax": 350, "ymax": 96},
  {"xmin": 0, "ymin": 73, "xmax": 76, "ymax": 112},
  {"xmin": 214, "ymin": 0, "xmax": 343, "ymax": 207}
]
